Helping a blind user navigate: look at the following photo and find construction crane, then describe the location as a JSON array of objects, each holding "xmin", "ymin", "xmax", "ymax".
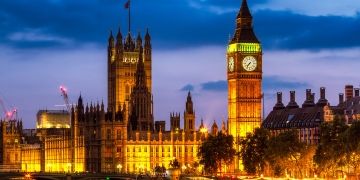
[
  {"xmin": 0, "ymin": 97, "xmax": 17, "ymax": 121},
  {"xmin": 60, "ymin": 85, "xmax": 71, "ymax": 112}
]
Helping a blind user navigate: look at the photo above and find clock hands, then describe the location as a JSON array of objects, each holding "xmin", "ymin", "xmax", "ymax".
[{"xmin": 246, "ymin": 62, "xmax": 251, "ymax": 68}]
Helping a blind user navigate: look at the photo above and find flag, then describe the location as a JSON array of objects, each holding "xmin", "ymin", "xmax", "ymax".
[{"xmin": 124, "ymin": 0, "xmax": 130, "ymax": 9}]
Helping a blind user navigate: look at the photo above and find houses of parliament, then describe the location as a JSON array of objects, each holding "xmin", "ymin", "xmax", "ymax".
[{"xmin": 0, "ymin": 0, "xmax": 261, "ymax": 174}]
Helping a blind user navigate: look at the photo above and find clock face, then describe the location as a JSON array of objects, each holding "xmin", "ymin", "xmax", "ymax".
[
  {"xmin": 242, "ymin": 56, "xmax": 257, "ymax": 71},
  {"xmin": 228, "ymin": 57, "xmax": 234, "ymax": 72}
]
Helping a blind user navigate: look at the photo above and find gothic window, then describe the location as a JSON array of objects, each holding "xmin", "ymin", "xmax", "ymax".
[
  {"xmin": 125, "ymin": 85, "xmax": 129, "ymax": 94},
  {"xmin": 117, "ymin": 130, "xmax": 121, "ymax": 139},
  {"xmin": 107, "ymin": 129, "xmax": 111, "ymax": 140}
]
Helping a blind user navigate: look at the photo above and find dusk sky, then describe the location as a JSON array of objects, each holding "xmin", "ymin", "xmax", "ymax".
[{"xmin": 1, "ymin": 0, "xmax": 360, "ymax": 129}]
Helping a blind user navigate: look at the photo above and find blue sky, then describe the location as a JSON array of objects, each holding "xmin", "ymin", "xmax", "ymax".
[{"xmin": 0, "ymin": 0, "xmax": 360, "ymax": 129}]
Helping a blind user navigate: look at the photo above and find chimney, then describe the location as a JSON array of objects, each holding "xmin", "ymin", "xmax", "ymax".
[
  {"xmin": 286, "ymin": 91, "xmax": 299, "ymax": 109},
  {"xmin": 345, "ymin": 85, "xmax": 354, "ymax": 101},
  {"xmin": 273, "ymin": 92, "xmax": 285, "ymax": 110},
  {"xmin": 320, "ymin": 87, "xmax": 325, "ymax": 100},
  {"xmin": 339, "ymin": 93, "xmax": 344, "ymax": 105},
  {"xmin": 355, "ymin": 88, "xmax": 360, "ymax": 97},
  {"xmin": 311, "ymin": 93, "xmax": 315, "ymax": 103},
  {"xmin": 277, "ymin": 92, "xmax": 283, "ymax": 103},
  {"xmin": 317, "ymin": 87, "xmax": 328, "ymax": 106},
  {"xmin": 302, "ymin": 89, "xmax": 315, "ymax": 108},
  {"xmin": 306, "ymin": 89, "xmax": 311, "ymax": 101}
]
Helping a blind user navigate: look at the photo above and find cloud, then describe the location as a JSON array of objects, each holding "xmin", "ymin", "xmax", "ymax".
[
  {"xmin": 0, "ymin": 0, "xmax": 359, "ymax": 51},
  {"xmin": 198, "ymin": 76, "xmax": 308, "ymax": 92},
  {"xmin": 255, "ymin": 0, "xmax": 360, "ymax": 17},
  {"xmin": 201, "ymin": 80, "xmax": 227, "ymax": 91},
  {"xmin": 180, "ymin": 84, "xmax": 195, "ymax": 92},
  {"xmin": 263, "ymin": 76, "xmax": 308, "ymax": 90}
]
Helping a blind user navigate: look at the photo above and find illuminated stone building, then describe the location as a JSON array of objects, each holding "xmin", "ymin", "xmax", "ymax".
[
  {"xmin": 36, "ymin": 110, "xmax": 70, "ymax": 129},
  {"xmin": 263, "ymin": 85, "xmax": 360, "ymax": 144},
  {"xmin": 107, "ymin": 28, "xmax": 152, "ymax": 117},
  {"xmin": 0, "ymin": 120, "xmax": 22, "ymax": 171},
  {"xmin": 227, "ymin": 0, "xmax": 262, "ymax": 171}
]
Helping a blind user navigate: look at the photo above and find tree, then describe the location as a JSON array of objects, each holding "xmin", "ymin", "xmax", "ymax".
[
  {"xmin": 240, "ymin": 128, "xmax": 270, "ymax": 175},
  {"xmin": 169, "ymin": 158, "xmax": 180, "ymax": 169},
  {"xmin": 313, "ymin": 116, "xmax": 348, "ymax": 177},
  {"xmin": 342, "ymin": 120, "xmax": 360, "ymax": 174},
  {"xmin": 198, "ymin": 132, "xmax": 236, "ymax": 174},
  {"xmin": 154, "ymin": 165, "xmax": 166, "ymax": 177},
  {"xmin": 267, "ymin": 130, "xmax": 306, "ymax": 178}
]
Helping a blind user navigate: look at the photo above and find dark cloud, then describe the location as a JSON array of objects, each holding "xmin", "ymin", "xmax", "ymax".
[
  {"xmin": 198, "ymin": 76, "xmax": 308, "ymax": 92},
  {"xmin": 263, "ymin": 76, "xmax": 308, "ymax": 90},
  {"xmin": 196, "ymin": 0, "xmax": 269, "ymax": 7},
  {"xmin": 201, "ymin": 81, "xmax": 227, "ymax": 91},
  {"xmin": 0, "ymin": 0, "xmax": 359, "ymax": 50},
  {"xmin": 180, "ymin": 84, "xmax": 194, "ymax": 92}
]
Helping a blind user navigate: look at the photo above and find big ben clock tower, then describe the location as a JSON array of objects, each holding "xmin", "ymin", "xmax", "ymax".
[{"xmin": 227, "ymin": 0, "xmax": 262, "ymax": 171}]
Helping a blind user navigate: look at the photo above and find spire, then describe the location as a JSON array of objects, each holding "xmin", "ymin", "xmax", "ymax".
[
  {"xmin": 237, "ymin": 0, "xmax": 252, "ymax": 19},
  {"xmin": 211, "ymin": 120, "xmax": 218, "ymax": 135},
  {"xmin": 145, "ymin": 28, "xmax": 151, "ymax": 49},
  {"xmin": 116, "ymin": 27, "xmax": 123, "ymax": 49},
  {"xmin": 186, "ymin": 91, "xmax": 194, "ymax": 114},
  {"xmin": 145, "ymin": 28, "xmax": 150, "ymax": 41},
  {"xmin": 221, "ymin": 119, "xmax": 227, "ymax": 133},
  {"xmin": 108, "ymin": 31, "xmax": 114, "ymax": 47},
  {"xmin": 231, "ymin": 0, "xmax": 259, "ymax": 43},
  {"xmin": 124, "ymin": 32, "xmax": 135, "ymax": 51},
  {"xmin": 134, "ymin": 47, "xmax": 147, "ymax": 88},
  {"xmin": 136, "ymin": 32, "xmax": 142, "ymax": 49},
  {"xmin": 78, "ymin": 94, "xmax": 83, "ymax": 105},
  {"xmin": 199, "ymin": 118, "xmax": 204, "ymax": 129},
  {"xmin": 116, "ymin": 28, "xmax": 122, "ymax": 42}
]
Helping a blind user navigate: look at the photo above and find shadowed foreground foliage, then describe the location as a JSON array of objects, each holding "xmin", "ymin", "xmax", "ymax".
[{"xmin": 198, "ymin": 132, "xmax": 236, "ymax": 174}]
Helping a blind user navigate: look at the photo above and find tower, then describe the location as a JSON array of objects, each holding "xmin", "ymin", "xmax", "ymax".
[
  {"xmin": 107, "ymin": 28, "xmax": 152, "ymax": 121},
  {"xmin": 128, "ymin": 47, "xmax": 154, "ymax": 131},
  {"xmin": 184, "ymin": 92, "xmax": 195, "ymax": 132},
  {"xmin": 227, "ymin": 0, "xmax": 262, "ymax": 171}
]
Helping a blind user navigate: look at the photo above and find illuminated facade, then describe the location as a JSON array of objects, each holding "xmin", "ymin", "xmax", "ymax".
[
  {"xmin": 107, "ymin": 29, "xmax": 152, "ymax": 116},
  {"xmin": 36, "ymin": 110, "xmax": 70, "ymax": 129},
  {"xmin": 227, "ymin": 0, "xmax": 262, "ymax": 171},
  {"xmin": 0, "ymin": 120, "xmax": 22, "ymax": 172},
  {"xmin": 263, "ymin": 85, "xmax": 360, "ymax": 144},
  {"xmin": 70, "ymin": 91, "xmax": 207, "ymax": 173}
]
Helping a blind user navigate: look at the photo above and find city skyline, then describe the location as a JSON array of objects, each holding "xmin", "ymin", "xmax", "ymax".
[{"xmin": 1, "ymin": 0, "xmax": 360, "ymax": 128}]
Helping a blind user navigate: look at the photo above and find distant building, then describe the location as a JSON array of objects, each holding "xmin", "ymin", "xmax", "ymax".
[
  {"xmin": 263, "ymin": 85, "xmax": 360, "ymax": 144},
  {"xmin": 36, "ymin": 110, "xmax": 69, "ymax": 129}
]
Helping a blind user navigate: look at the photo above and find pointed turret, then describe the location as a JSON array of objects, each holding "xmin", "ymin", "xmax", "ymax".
[
  {"xmin": 186, "ymin": 91, "xmax": 194, "ymax": 114},
  {"xmin": 211, "ymin": 120, "xmax": 218, "ymax": 135},
  {"xmin": 116, "ymin": 28, "xmax": 123, "ymax": 50},
  {"xmin": 124, "ymin": 32, "xmax": 135, "ymax": 51},
  {"xmin": 221, "ymin": 119, "xmax": 227, "ymax": 134},
  {"xmin": 184, "ymin": 91, "xmax": 195, "ymax": 132},
  {"xmin": 231, "ymin": 0, "xmax": 259, "ymax": 43},
  {"xmin": 116, "ymin": 28, "xmax": 122, "ymax": 42},
  {"xmin": 108, "ymin": 31, "xmax": 115, "ymax": 47},
  {"xmin": 237, "ymin": 0, "xmax": 252, "ymax": 19},
  {"xmin": 136, "ymin": 32, "xmax": 142, "ymax": 49},
  {"xmin": 145, "ymin": 28, "xmax": 151, "ymax": 47},
  {"xmin": 134, "ymin": 47, "xmax": 147, "ymax": 89},
  {"xmin": 199, "ymin": 118, "xmax": 204, "ymax": 129}
]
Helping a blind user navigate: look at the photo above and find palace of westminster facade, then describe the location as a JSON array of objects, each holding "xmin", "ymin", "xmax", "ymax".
[
  {"xmin": 5, "ymin": 0, "xmax": 359, "ymax": 174},
  {"xmin": 0, "ymin": 0, "xmax": 262, "ymax": 173}
]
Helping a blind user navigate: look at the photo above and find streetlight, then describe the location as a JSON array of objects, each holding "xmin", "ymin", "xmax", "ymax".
[{"xmin": 117, "ymin": 164, "xmax": 122, "ymax": 173}]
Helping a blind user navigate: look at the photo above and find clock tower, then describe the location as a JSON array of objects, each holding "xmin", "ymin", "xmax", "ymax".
[{"xmin": 227, "ymin": 0, "xmax": 262, "ymax": 171}]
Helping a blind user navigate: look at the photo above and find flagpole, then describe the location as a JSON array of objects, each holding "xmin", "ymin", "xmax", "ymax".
[{"xmin": 128, "ymin": 0, "xmax": 131, "ymax": 32}]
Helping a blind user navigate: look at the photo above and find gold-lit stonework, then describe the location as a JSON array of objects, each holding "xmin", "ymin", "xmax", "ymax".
[{"xmin": 227, "ymin": 0, "xmax": 262, "ymax": 172}]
